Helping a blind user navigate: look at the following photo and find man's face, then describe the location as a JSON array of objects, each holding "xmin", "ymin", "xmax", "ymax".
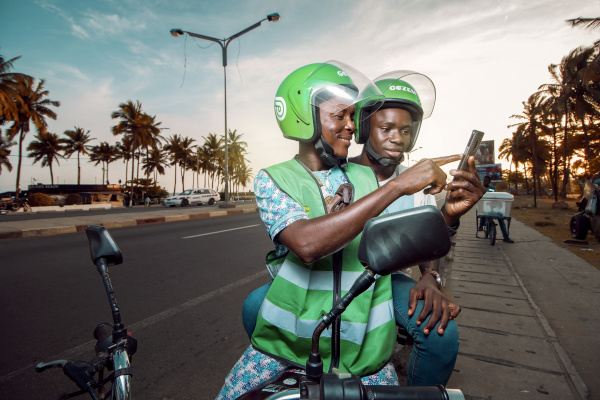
[
  {"xmin": 368, "ymin": 108, "xmax": 412, "ymax": 164},
  {"xmin": 319, "ymin": 98, "xmax": 355, "ymax": 159},
  {"xmin": 483, "ymin": 176, "xmax": 491, "ymax": 187}
]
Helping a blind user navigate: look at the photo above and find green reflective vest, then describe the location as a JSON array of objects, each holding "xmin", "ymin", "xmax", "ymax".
[{"xmin": 251, "ymin": 159, "xmax": 396, "ymax": 377}]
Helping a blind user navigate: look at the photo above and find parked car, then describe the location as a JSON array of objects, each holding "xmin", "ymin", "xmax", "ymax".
[{"xmin": 163, "ymin": 188, "xmax": 219, "ymax": 207}]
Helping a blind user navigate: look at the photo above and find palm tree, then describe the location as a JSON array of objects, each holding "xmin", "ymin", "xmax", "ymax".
[
  {"xmin": 89, "ymin": 142, "xmax": 119, "ymax": 184},
  {"xmin": 62, "ymin": 126, "xmax": 94, "ymax": 185},
  {"xmin": 111, "ymin": 100, "xmax": 162, "ymax": 205},
  {"xmin": 0, "ymin": 55, "xmax": 30, "ymax": 123},
  {"xmin": 163, "ymin": 134, "xmax": 183, "ymax": 195},
  {"xmin": 5, "ymin": 75, "xmax": 60, "ymax": 198},
  {"xmin": 224, "ymin": 129, "xmax": 248, "ymax": 196},
  {"xmin": 142, "ymin": 146, "xmax": 168, "ymax": 185},
  {"xmin": 233, "ymin": 163, "xmax": 253, "ymax": 194},
  {"xmin": 26, "ymin": 132, "xmax": 64, "ymax": 184},
  {"xmin": 178, "ymin": 136, "xmax": 196, "ymax": 191},
  {"xmin": 201, "ymin": 133, "xmax": 222, "ymax": 190},
  {"xmin": 116, "ymin": 138, "xmax": 133, "ymax": 187},
  {"xmin": 509, "ymin": 93, "xmax": 545, "ymax": 206},
  {"xmin": 0, "ymin": 134, "xmax": 15, "ymax": 174}
]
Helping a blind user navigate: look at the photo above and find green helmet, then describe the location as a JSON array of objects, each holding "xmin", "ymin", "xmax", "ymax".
[
  {"xmin": 274, "ymin": 61, "xmax": 384, "ymax": 143},
  {"xmin": 354, "ymin": 71, "xmax": 436, "ymax": 154}
]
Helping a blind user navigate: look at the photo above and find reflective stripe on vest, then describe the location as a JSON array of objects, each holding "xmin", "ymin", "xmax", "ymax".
[
  {"xmin": 278, "ymin": 258, "xmax": 376, "ymax": 292},
  {"xmin": 259, "ymin": 298, "xmax": 394, "ymax": 345}
]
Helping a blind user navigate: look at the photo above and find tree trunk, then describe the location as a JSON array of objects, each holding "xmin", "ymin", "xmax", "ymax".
[
  {"xmin": 173, "ymin": 163, "xmax": 177, "ymax": 195},
  {"xmin": 15, "ymin": 129, "xmax": 24, "ymax": 199},
  {"xmin": 530, "ymin": 124, "xmax": 537, "ymax": 207},
  {"xmin": 49, "ymin": 162, "xmax": 54, "ymax": 185},
  {"xmin": 77, "ymin": 152, "xmax": 81, "ymax": 185},
  {"xmin": 129, "ymin": 150, "xmax": 135, "ymax": 207},
  {"xmin": 560, "ymin": 112, "xmax": 569, "ymax": 198}
]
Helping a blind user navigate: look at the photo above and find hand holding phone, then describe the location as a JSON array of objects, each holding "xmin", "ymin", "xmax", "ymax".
[{"xmin": 454, "ymin": 130, "xmax": 484, "ymax": 180}]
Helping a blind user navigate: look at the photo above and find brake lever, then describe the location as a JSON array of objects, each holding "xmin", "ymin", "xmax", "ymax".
[{"xmin": 36, "ymin": 360, "xmax": 68, "ymax": 373}]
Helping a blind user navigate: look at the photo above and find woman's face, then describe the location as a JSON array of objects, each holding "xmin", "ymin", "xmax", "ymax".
[
  {"xmin": 319, "ymin": 98, "xmax": 355, "ymax": 159},
  {"xmin": 368, "ymin": 108, "xmax": 412, "ymax": 164}
]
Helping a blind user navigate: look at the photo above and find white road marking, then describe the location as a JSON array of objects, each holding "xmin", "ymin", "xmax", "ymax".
[
  {"xmin": 182, "ymin": 224, "xmax": 261, "ymax": 239},
  {"xmin": 0, "ymin": 269, "xmax": 268, "ymax": 384}
]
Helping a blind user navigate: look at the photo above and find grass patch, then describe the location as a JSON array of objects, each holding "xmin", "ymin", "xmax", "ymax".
[{"xmin": 511, "ymin": 195, "xmax": 599, "ymax": 270}]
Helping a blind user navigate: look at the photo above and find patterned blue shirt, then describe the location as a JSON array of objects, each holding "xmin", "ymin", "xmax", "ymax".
[{"xmin": 254, "ymin": 164, "xmax": 349, "ymax": 255}]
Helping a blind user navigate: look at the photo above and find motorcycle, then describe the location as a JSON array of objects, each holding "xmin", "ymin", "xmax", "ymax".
[
  {"xmin": 238, "ymin": 205, "xmax": 464, "ymax": 400},
  {"xmin": 35, "ymin": 225, "xmax": 137, "ymax": 400}
]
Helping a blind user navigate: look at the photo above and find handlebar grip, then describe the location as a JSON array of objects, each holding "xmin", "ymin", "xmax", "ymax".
[
  {"xmin": 364, "ymin": 385, "xmax": 464, "ymax": 400},
  {"xmin": 35, "ymin": 360, "xmax": 67, "ymax": 373}
]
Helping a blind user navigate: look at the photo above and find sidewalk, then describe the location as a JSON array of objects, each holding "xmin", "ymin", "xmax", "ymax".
[
  {"xmin": 1, "ymin": 204, "xmax": 597, "ymax": 399},
  {"xmin": 0, "ymin": 203, "xmax": 259, "ymax": 239},
  {"xmin": 444, "ymin": 208, "xmax": 598, "ymax": 399}
]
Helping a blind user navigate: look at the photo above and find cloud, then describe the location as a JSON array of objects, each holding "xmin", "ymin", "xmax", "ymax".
[{"xmin": 36, "ymin": 0, "xmax": 90, "ymax": 39}]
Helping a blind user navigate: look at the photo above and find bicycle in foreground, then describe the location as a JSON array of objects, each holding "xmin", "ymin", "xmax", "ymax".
[{"xmin": 35, "ymin": 225, "xmax": 136, "ymax": 400}]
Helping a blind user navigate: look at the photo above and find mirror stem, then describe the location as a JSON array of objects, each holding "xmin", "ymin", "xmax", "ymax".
[
  {"xmin": 306, "ymin": 269, "xmax": 377, "ymax": 380},
  {"xmin": 96, "ymin": 258, "xmax": 126, "ymax": 340}
]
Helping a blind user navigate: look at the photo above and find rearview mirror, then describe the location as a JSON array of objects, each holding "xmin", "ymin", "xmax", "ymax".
[
  {"xmin": 358, "ymin": 205, "xmax": 451, "ymax": 275},
  {"xmin": 86, "ymin": 225, "xmax": 123, "ymax": 266}
]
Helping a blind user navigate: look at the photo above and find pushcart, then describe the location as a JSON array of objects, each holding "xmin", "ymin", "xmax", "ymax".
[{"xmin": 476, "ymin": 192, "xmax": 514, "ymax": 245}]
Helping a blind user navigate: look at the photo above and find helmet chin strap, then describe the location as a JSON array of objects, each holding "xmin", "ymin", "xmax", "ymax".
[
  {"xmin": 315, "ymin": 136, "xmax": 348, "ymax": 168},
  {"xmin": 365, "ymin": 140, "xmax": 403, "ymax": 167}
]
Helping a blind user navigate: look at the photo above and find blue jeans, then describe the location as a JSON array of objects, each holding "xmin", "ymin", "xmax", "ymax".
[
  {"xmin": 479, "ymin": 216, "xmax": 510, "ymax": 239},
  {"xmin": 241, "ymin": 273, "xmax": 459, "ymax": 386}
]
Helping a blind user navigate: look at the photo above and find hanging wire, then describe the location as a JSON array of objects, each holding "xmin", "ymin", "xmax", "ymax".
[
  {"xmin": 179, "ymin": 34, "xmax": 217, "ymax": 88},
  {"xmin": 179, "ymin": 34, "xmax": 188, "ymax": 88},
  {"xmin": 234, "ymin": 38, "xmax": 243, "ymax": 85}
]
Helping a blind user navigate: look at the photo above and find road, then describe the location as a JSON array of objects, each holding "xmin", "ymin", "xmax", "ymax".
[
  {"xmin": 0, "ymin": 213, "xmax": 273, "ymax": 399},
  {"xmin": 0, "ymin": 201, "xmax": 256, "ymax": 222}
]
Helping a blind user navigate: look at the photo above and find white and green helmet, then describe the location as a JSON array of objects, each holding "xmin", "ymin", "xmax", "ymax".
[
  {"xmin": 354, "ymin": 71, "xmax": 436, "ymax": 154},
  {"xmin": 274, "ymin": 61, "xmax": 383, "ymax": 165}
]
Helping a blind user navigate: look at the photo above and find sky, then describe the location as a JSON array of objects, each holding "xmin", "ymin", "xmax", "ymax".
[{"xmin": 1, "ymin": 0, "xmax": 598, "ymax": 194}]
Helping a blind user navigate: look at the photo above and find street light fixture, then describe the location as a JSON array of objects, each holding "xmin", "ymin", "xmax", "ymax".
[
  {"xmin": 406, "ymin": 146, "xmax": 422, "ymax": 166},
  {"xmin": 170, "ymin": 13, "xmax": 281, "ymax": 208}
]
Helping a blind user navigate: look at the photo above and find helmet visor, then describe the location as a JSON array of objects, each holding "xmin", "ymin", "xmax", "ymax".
[
  {"xmin": 306, "ymin": 61, "xmax": 384, "ymax": 122},
  {"xmin": 374, "ymin": 70, "xmax": 436, "ymax": 119}
]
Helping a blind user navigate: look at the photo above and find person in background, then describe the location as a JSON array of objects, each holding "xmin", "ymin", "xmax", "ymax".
[{"xmin": 481, "ymin": 175, "xmax": 514, "ymax": 243}]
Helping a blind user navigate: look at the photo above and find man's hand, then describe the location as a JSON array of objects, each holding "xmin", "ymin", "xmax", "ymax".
[
  {"xmin": 431, "ymin": 154, "xmax": 461, "ymax": 167},
  {"xmin": 408, "ymin": 274, "xmax": 461, "ymax": 335},
  {"xmin": 391, "ymin": 159, "xmax": 448, "ymax": 197},
  {"xmin": 442, "ymin": 156, "xmax": 486, "ymax": 223}
]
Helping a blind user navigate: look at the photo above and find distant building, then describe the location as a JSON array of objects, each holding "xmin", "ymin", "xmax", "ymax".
[{"xmin": 26, "ymin": 184, "xmax": 125, "ymax": 205}]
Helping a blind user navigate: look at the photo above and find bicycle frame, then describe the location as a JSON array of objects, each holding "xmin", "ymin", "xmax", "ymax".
[{"xmin": 36, "ymin": 225, "xmax": 135, "ymax": 400}]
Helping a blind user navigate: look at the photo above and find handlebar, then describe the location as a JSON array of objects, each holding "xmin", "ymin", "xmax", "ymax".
[
  {"xmin": 298, "ymin": 370, "xmax": 465, "ymax": 400},
  {"xmin": 36, "ymin": 360, "xmax": 100, "ymax": 400}
]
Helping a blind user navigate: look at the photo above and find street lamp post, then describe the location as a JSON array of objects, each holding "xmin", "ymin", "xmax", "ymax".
[
  {"xmin": 406, "ymin": 146, "xmax": 422, "ymax": 167},
  {"xmin": 170, "ymin": 13, "xmax": 281, "ymax": 208}
]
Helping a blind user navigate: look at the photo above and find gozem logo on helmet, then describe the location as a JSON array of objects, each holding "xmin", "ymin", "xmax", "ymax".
[
  {"xmin": 337, "ymin": 70, "xmax": 348, "ymax": 77},
  {"xmin": 389, "ymin": 85, "xmax": 418, "ymax": 96},
  {"xmin": 274, "ymin": 97, "xmax": 286, "ymax": 121}
]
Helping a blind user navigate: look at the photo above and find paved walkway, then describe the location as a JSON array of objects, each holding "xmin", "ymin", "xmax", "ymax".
[
  {"xmin": 444, "ymin": 209, "xmax": 598, "ymax": 399},
  {"xmin": 1, "ymin": 204, "xmax": 597, "ymax": 399}
]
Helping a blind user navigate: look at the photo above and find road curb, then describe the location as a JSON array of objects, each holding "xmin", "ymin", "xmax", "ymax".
[{"xmin": 0, "ymin": 205, "xmax": 260, "ymax": 240}]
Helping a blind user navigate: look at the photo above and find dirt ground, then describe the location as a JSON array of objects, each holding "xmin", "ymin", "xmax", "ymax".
[{"xmin": 510, "ymin": 195, "xmax": 600, "ymax": 270}]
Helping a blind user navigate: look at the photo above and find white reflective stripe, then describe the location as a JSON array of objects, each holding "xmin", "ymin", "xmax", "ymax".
[
  {"xmin": 366, "ymin": 300, "xmax": 394, "ymax": 333},
  {"xmin": 278, "ymin": 259, "xmax": 374, "ymax": 292},
  {"xmin": 259, "ymin": 298, "xmax": 394, "ymax": 345}
]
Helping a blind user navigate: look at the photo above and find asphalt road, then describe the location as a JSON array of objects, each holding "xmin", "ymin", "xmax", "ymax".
[{"xmin": 0, "ymin": 213, "xmax": 273, "ymax": 399}]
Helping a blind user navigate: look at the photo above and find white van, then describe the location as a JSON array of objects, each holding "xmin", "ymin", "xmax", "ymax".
[{"xmin": 163, "ymin": 188, "xmax": 219, "ymax": 207}]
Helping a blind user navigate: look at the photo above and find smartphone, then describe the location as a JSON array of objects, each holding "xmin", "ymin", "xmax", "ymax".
[{"xmin": 456, "ymin": 130, "xmax": 485, "ymax": 173}]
